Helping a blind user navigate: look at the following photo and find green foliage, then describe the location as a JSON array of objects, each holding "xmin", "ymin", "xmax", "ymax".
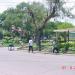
[
  {"xmin": 0, "ymin": 2, "xmax": 48, "ymax": 43},
  {"xmin": 57, "ymin": 22, "xmax": 74, "ymax": 29},
  {"xmin": 0, "ymin": 1, "xmax": 75, "ymax": 50},
  {"xmin": 60, "ymin": 41, "xmax": 75, "ymax": 53},
  {"xmin": 3, "ymin": 30, "xmax": 11, "ymax": 37},
  {"xmin": 16, "ymin": 2, "xmax": 29, "ymax": 10},
  {"xmin": 2, "ymin": 36, "xmax": 20, "ymax": 46},
  {"xmin": 30, "ymin": 2, "xmax": 47, "ymax": 23},
  {"xmin": 13, "ymin": 37, "xmax": 20, "ymax": 44},
  {"xmin": 43, "ymin": 22, "xmax": 57, "ymax": 38}
]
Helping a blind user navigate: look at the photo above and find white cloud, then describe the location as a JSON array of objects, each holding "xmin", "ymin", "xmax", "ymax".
[
  {"xmin": 0, "ymin": 0, "xmax": 75, "ymax": 17},
  {"xmin": 63, "ymin": 0, "xmax": 75, "ymax": 16},
  {"xmin": 0, "ymin": 0, "xmax": 27, "ymax": 13},
  {"xmin": 0, "ymin": 0, "xmax": 46, "ymax": 13},
  {"xmin": 71, "ymin": 8, "xmax": 75, "ymax": 15}
]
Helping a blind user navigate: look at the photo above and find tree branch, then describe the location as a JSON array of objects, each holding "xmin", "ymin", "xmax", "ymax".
[{"xmin": 39, "ymin": 6, "xmax": 56, "ymax": 30}]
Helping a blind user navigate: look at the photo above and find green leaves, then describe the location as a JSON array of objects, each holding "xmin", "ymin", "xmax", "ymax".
[{"xmin": 57, "ymin": 22, "xmax": 74, "ymax": 29}]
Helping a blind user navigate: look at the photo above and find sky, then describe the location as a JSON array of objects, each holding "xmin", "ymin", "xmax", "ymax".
[
  {"xmin": 0, "ymin": 0, "xmax": 75, "ymax": 13},
  {"xmin": 0, "ymin": 0, "xmax": 75, "ymax": 25},
  {"xmin": 0, "ymin": 0, "xmax": 46, "ymax": 13}
]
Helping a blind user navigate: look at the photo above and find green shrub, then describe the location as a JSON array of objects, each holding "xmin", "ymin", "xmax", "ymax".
[{"xmin": 3, "ymin": 31, "xmax": 11, "ymax": 37}]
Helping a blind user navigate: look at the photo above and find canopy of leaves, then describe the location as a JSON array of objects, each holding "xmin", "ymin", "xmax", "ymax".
[
  {"xmin": 0, "ymin": 1, "xmax": 74, "ymax": 40},
  {"xmin": 56, "ymin": 22, "xmax": 74, "ymax": 29}
]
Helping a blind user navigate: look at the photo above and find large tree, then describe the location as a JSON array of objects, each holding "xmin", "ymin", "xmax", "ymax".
[
  {"xmin": 25, "ymin": 0, "xmax": 62, "ymax": 51},
  {"xmin": 0, "ymin": 0, "xmax": 75, "ymax": 50},
  {"xmin": 25, "ymin": 0, "xmax": 75, "ymax": 51}
]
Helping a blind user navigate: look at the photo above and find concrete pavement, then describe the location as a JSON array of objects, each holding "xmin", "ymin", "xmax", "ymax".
[{"xmin": 0, "ymin": 47, "xmax": 75, "ymax": 75}]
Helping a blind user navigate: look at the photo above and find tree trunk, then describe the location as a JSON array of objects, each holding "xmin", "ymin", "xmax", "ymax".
[
  {"xmin": 28, "ymin": 6, "xmax": 56, "ymax": 51},
  {"xmin": 35, "ymin": 30, "xmax": 42, "ymax": 51}
]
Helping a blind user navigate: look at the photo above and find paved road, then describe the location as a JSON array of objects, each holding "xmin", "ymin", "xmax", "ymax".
[{"xmin": 0, "ymin": 47, "xmax": 75, "ymax": 75}]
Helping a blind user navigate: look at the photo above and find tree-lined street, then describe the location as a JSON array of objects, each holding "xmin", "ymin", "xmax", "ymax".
[
  {"xmin": 0, "ymin": 47, "xmax": 75, "ymax": 75},
  {"xmin": 0, "ymin": 0, "xmax": 75, "ymax": 75}
]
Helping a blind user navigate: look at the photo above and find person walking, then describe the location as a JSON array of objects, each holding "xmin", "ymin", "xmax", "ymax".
[{"xmin": 28, "ymin": 38, "xmax": 33, "ymax": 53}]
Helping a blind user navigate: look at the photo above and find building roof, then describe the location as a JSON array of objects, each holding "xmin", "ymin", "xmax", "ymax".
[{"xmin": 54, "ymin": 28, "xmax": 75, "ymax": 32}]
